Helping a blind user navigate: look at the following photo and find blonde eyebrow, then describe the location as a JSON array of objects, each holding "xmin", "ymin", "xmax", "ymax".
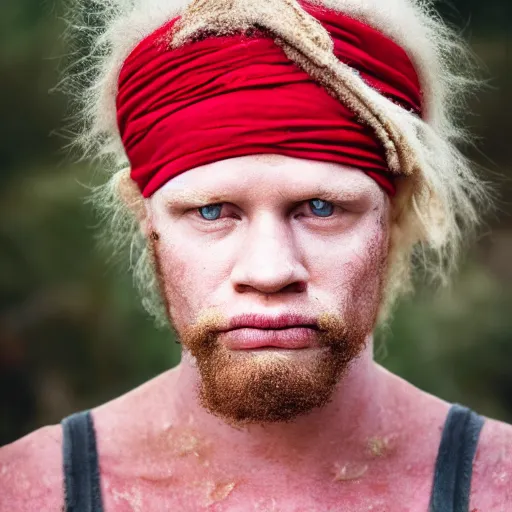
[
  {"xmin": 282, "ymin": 187, "xmax": 366, "ymax": 203},
  {"xmin": 164, "ymin": 190, "xmax": 228, "ymax": 206},
  {"xmin": 164, "ymin": 185, "xmax": 367, "ymax": 206}
]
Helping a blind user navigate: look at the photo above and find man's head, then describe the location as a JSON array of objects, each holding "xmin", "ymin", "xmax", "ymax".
[
  {"xmin": 144, "ymin": 155, "xmax": 389, "ymax": 422},
  {"xmin": 68, "ymin": 0, "xmax": 487, "ymax": 423}
]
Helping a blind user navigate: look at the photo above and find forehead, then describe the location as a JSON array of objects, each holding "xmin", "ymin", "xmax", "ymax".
[{"xmin": 152, "ymin": 154, "xmax": 385, "ymax": 204}]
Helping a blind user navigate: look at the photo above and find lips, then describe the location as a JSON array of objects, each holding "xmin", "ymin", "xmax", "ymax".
[{"xmin": 219, "ymin": 313, "xmax": 320, "ymax": 350}]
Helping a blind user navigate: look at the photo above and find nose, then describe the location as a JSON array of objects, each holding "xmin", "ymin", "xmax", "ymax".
[{"xmin": 230, "ymin": 214, "xmax": 309, "ymax": 295}]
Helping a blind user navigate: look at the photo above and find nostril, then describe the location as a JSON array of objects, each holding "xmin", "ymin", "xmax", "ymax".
[
  {"xmin": 233, "ymin": 281, "xmax": 307, "ymax": 295},
  {"xmin": 284, "ymin": 281, "xmax": 307, "ymax": 293},
  {"xmin": 231, "ymin": 255, "xmax": 309, "ymax": 294},
  {"xmin": 234, "ymin": 283, "xmax": 254, "ymax": 294}
]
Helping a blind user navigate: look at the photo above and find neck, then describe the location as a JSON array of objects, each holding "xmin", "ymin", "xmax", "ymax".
[{"xmin": 168, "ymin": 338, "xmax": 395, "ymax": 470}]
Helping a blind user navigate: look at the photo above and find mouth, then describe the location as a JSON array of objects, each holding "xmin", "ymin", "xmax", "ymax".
[{"xmin": 219, "ymin": 314, "xmax": 320, "ymax": 350}]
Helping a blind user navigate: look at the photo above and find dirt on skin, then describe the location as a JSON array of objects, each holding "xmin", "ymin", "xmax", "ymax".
[
  {"xmin": 148, "ymin": 199, "xmax": 389, "ymax": 426},
  {"xmin": 332, "ymin": 461, "xmax": 369, "ymax": 481}
]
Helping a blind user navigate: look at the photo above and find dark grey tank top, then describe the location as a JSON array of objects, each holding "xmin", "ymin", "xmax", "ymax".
[{"xmin": 61, "ymin": 403, "xmax": 484, "ymax": 512}]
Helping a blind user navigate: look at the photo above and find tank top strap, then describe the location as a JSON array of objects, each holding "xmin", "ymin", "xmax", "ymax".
[
  {"xmin": 429, "ymin": 403, "xmax": 485, "ymax": 512},
  {"xmin": 61, "ymin": 411, "xmax": 104, "ymax": 512}
]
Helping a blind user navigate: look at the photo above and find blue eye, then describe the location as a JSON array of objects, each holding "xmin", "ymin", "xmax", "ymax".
[
  {"xmin": 309, "ymin": 199, "xmax": 334, "ymax": 217},
  {"xmin": 199, "ymin": 204, "xmax": 223, "ymax": 220}
]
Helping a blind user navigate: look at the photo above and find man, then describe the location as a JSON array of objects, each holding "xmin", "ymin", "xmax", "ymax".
[{"xmin": 1, "ymin": 0, "xmax": 511, "ymax": 510}]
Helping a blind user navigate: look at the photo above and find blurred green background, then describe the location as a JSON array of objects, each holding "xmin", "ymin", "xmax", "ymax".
[{"xmin": 0, "ymin": 0, "xmax": 511, "ymax": 446}]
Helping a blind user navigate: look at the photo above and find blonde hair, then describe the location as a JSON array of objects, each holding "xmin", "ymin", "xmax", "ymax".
[{"xmin": 65, "ymin": 0, "xmax": 488, "ymax": 325}]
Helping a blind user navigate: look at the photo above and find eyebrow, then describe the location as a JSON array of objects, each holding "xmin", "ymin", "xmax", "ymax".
[
  {"xmin": 164, "ymin": 191, "xmax": 227, "ymax": 205},
  {"xmin": 164, "ymin": 185, "xmax": 368, "ymax": 206}
]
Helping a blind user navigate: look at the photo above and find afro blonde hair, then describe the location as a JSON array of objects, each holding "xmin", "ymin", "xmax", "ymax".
[{"xmin": 65, "ymin": 0, "xmax": 488, "ymax": 325}]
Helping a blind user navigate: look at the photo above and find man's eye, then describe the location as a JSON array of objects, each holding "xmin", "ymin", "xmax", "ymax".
[
  {"xmin": 198, "ymin": 204, "xmax": 223, "ymax": 220},
  {"xmin": 308, "ymin": 199, "xmax": 334, "ymax": 217}
]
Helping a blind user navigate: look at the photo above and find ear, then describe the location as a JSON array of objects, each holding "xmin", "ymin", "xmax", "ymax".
[{"xmin": 116, "ymin": 168, "xmax": 152, "ymax": 236}]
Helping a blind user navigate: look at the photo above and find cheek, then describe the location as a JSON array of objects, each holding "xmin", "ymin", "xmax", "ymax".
[
  {"xmin": 151, "ymin": 231, "xmax": 232, "ymax": 324},
  {"xmin": 346, "ymin": 219, "xmax": 389, "ymax": 317},
  {"xmin": 353, "ymin": 225, "xmax": 389, "ymax": 299},
  {"xmin": 150, "ymin": 238, "xmax": 187, "ymax": 322},
  {"xmin": 305, "ymin": 216, "xmax": 389, "ymax": 303}
]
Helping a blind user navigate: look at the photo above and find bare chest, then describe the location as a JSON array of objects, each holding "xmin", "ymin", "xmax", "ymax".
[{"xmin": 99, "ymin": 461, "xmax": 435, "ymax": 512}]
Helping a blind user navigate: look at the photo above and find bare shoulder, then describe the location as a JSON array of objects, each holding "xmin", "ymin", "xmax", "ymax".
[
  {"xmin": 470, "ymin": 416, "xmax": 512, "ymax": 511},
  {"xmin": 0, "ymin": 425, "xmax": 64, "ymax": 512}
]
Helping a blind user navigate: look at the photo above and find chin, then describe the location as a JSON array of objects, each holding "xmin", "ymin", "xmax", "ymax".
[{"xmin": 195, "ymin": 343, "xmax": 357, "ymax": 425}]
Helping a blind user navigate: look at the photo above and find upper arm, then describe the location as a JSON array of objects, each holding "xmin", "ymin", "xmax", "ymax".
[
  {"xmin": 470, "ymin": 418, "xmax": 512, "ymax": 511},
  {"xmin": 0, "ymin": 425, "xmax": 64, "ymax": 512}
]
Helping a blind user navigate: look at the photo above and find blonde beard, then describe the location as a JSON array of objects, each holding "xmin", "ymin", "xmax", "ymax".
[
  {"xmin": 176, "ymin": 310, "xmax": 372, "ymax": 426},
  {"xmin": 149, "ymin": 228, "xmax": 384, "ymax": 425}
]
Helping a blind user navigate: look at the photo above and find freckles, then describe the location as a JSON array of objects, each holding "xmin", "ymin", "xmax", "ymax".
[
  {"xmin": 343, "ymin": 220, "xmax": 389, "ymax": 298},
  {"xmin": 153, "ymin": 235, "xmax": 226, "ymax": 321},
  {"xmin": 157, "ymin": 242, "xmax": 188, "ymax": 284},
  {"xmin": 311, "ymin": 215, "xmax": 388, "ymax": 298},
  {"xmin": 151, "ymin": 236, "xmax": 192, "ymax": 316}
]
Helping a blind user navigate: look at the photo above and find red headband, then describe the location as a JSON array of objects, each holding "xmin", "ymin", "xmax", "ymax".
[{"xmin": 117, "ymin": 3, "xmax": 422, "ymax": 197}]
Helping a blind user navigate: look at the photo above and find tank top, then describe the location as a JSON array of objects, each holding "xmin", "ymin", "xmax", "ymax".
[{"xmin": 61, "ymin": 403, "xmax": 484, "ymax": 512}]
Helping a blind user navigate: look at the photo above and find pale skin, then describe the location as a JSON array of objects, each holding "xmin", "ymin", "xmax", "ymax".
[{"xmin": 1, "ymin": 155, "xmax": 512, "ymax": 511}]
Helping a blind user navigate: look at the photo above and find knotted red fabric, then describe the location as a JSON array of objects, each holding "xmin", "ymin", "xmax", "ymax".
[{"xmin": 117, "ymin": 3, "xmax": 422, "ymax": 197}]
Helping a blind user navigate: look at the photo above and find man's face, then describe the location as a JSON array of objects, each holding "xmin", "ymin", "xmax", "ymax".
[{"xmin": 146, "ymin": 155, "xmax": 390, "ymax": 424}]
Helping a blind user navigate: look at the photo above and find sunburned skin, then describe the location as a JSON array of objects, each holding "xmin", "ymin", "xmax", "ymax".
[
  {"xmin": 1, "ymin": 155, "xmax": 512, "ymax": 512},
  {"xmin": 90, "ymin": 156, "xmax": 425, "ymax": 510}
]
